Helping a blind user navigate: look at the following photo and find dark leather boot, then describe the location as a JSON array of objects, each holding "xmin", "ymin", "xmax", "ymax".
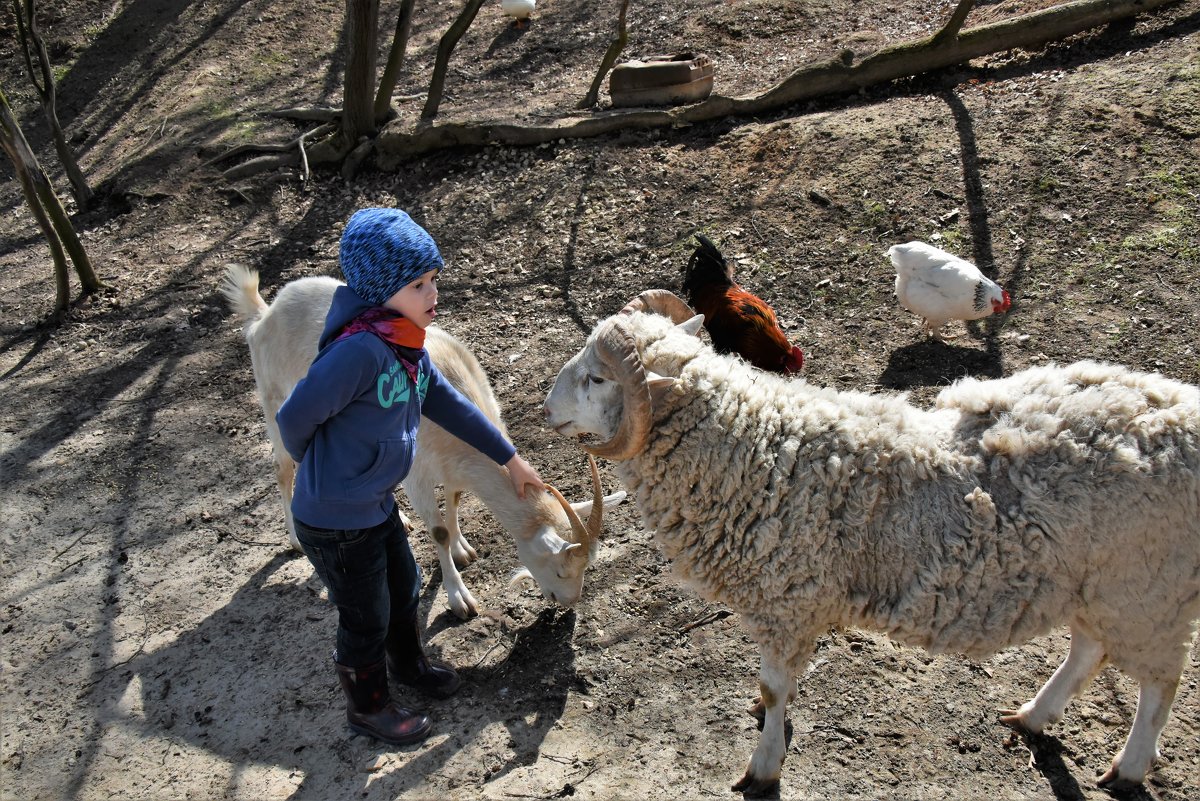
[
  {"xmin": 385, "ymin": 614, "xmax": 461, "ymax": 699},
  {"xmin": 335, "ymin": 659, "xmax": 432, "ymax": 745}
]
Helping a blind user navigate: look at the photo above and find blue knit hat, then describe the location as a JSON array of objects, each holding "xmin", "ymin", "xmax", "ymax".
[{"xmin": 339, "ymin": 208, "xmax": 444, "ymax": 305}]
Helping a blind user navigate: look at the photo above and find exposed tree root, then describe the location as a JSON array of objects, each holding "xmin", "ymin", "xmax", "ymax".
[
  {"xmin": 375, "ymin": 0, "xmax": 1176, "ymax": 162},
  {"xmin": 214, "ymin": 0, "xmax": 1177, "ymax": 178}
]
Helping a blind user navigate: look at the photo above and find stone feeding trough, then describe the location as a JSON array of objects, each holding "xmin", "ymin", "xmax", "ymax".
[{"xmin": 608, "ymin": 53, "xmax": 715, "ymax": 108}]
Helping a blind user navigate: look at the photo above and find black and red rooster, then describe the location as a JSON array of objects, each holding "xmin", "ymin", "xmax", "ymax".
[{"xmin": 681, "ymin": 233, "xmax": 804, "ymax": 374}]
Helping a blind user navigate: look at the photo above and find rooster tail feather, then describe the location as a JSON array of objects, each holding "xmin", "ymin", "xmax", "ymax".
[{"xmin": 684, "ymin": 232, "xmax": 735, "ymax": 294}]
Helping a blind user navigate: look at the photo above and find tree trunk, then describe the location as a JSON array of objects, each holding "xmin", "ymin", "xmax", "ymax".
[
  {"xmin": 0, "ymin": 85, "xmax": 100, "ymax": 314},
  {"xmin": 578, "ymin": 0, "xmax": 631, "ymax": 110},
  {"xmin": 12, "ymin": 0, "xmax": 93, "ymax": 210},
  {"xmin": 374, "ymin": 0, "xmax": 417, "ymax": 124},
  {"xmin": 342, "ymin": 0, "xmax": 380, "ymax": 143},
  {"xmin": 421, "ymin": 0, "xmax": 487, "ymax": 120}
]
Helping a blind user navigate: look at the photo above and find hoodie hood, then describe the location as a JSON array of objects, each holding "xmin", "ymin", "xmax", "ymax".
[{"xmin": 319, "ymin": 284, "xmax": 376, "ymax": 350}]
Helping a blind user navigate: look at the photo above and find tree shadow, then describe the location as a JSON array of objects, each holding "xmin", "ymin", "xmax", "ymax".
[{"xmin": 67, "ymin": 554, "xmax": 576, "ymax": 799}]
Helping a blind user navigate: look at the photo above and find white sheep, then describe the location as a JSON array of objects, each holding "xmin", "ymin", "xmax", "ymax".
[
  {"xmin": 542, "ymin": 290, "xmax": 1200, "ymax": 794},
  {"xmin": 221, "ymin": 265, "xmax": 624, "ymax": 619}
]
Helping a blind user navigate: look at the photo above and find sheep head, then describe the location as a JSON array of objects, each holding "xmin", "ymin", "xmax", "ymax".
[
  {"xmin": 509, "ymin": 454, "xmax": 626, "ymax": 605},
  {"xmin": 544, "ymin": 291, "xmax": 703, "ymax": 461}
]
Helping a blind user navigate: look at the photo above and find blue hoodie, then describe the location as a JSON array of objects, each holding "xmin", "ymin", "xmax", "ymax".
[{"xmin": 276, "ymin": 285, "xmax": 516, "ymax": 530}]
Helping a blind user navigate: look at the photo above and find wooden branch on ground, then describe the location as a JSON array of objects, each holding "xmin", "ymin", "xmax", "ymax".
[
  {"xmin": 205, "ymin": 121, "xmax": 337, "ymax": 181},
  {"xmin": 578, "ymin": 0, "xmax": 631, "ymax": 110},
  {"xmin": 262, "ymin": 106, "xmax": 341, "ymax": 122},
  {"xmin": 375, "ymin": 0, "xmax": 1175, "ymax": 161}
]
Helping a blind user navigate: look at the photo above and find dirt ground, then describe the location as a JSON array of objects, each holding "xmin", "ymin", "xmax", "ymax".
[{"xmin": 2, "ymin": 1, "xmax": 1199, "ymax": 799}]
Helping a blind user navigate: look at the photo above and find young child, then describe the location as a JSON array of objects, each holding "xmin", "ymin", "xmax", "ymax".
[{"xmin": 277, "ymin": 207, "xmax": 544, "ymax": 746}]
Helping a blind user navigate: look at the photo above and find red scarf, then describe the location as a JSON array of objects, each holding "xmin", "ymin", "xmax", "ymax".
[{"xmin": 337, "ymin": 308, "xmax": 426, "ymax": 384}]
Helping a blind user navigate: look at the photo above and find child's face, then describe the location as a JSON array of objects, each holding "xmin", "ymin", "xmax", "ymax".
[{"xmin": 383, "ymin": 268, "xmax": 439, "ymax": 328}]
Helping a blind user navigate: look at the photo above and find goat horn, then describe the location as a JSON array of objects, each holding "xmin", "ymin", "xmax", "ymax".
[
  {"xmin": 581, "ymin": 321, "xmax": 653, "ymax": 461},
  {"xmin": 585, "ymin": 453, "xmax": 604, "ymax": 543},
  {"xmin": 619, "ymin": 289, "xmax": 695, "ymax": 324},
  {"xmin": 544, "ymin": 483, "xmax": 590, "ymax": 549}
]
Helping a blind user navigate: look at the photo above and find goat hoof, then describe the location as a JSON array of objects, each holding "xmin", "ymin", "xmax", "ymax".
[
  {"xmin": 731, "ymin": 771, "xmax": 779, "ymax": 796},
  {"xmin": 996, "ymin": 709, "xmax": 1025, "ymax": 729},
  {"xmin": 748, "ymin": 697, "xmax": 765, "ymax": 721},
  {"xmin": 1097, "ymin": 766, "xmax": 1141, "ymax": 790}
]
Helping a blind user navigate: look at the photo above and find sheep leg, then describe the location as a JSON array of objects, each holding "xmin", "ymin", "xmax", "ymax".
[
  {"xmin": 999, "ymin": 624, "xmax": 1106, "ymax": 732},
  {"xmin": 733, "ymin": 653, "xmax": 794, "ymax": 795},
  {"xmin": 1098, "ymin": 679, "xmax": 1177, "ymax": 788}
]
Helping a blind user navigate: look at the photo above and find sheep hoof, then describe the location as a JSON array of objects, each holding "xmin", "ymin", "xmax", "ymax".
[{"xmin": 731, "ymin": 771, "xmax": 779, "ymax": 796}]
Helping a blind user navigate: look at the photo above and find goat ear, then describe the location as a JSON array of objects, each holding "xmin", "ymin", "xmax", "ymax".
[
  {"xmin": 678, "ymin": 314, "xmax": 704, "ymax": 337},
  {"xmin": 558, "ymin": 541, "xmax": 584, "ymax": 555},
  {"xmin": 647, "ymin": 371, "xmax": 678, "ymax": 407}
]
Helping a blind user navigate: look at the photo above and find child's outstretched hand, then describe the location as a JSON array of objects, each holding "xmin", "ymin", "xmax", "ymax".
[{"xmin": 505, "ymin": 453, "xmax": 545, "ymax": 500}]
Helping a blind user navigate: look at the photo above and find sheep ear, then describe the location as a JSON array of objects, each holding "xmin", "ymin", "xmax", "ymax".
[
  {"xmin": 678, "ymin": 314, "xmax": 704, "ymax": 337},
  {"xmin": 646, "ymin": 371, "xmax": 678, "ymax": 407}
]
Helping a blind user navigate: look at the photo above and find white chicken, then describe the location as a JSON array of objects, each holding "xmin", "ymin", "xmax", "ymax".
[
  {"xmin": 501, "ymin": 0, "xmax": 535, "ymax": 28},
  {"xmin": 888, "ymin": 240, "xmax": 1011, "ymax": 341}
]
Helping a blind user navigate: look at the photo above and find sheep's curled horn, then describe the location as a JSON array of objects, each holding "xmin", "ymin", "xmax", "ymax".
[
  {"xmin": 543, "ymin": 453, "xmax": 606, "ymax": 557},
  {"xmin": 582, "ymin": 290, "xmax": 697, "ymax": 461},
  {"xmin": 619, "ymin": 289, "xmax": 697, "ymax": 324}
]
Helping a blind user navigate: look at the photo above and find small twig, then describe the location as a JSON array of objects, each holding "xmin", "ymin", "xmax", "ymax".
[
  {"xmin": 213, "ymin": 524, "xmax": 283, "ymax": 548},
  {"xmin": 1155, "ymin": 272, "xmax": 1181, "ymax": 297},
  {"xmin": 53, "ymin": 530, "xmax": 89, "ymax": 560},
  {"xmin": 78, "ymin": 602, "xmax": 151, "ymax": 696},
  {"xmin": 59, "ymin": 554, "xmax": 88, "ymax": 573},
  {"xmin": 679, "ymin": 609, "xmax": 732, "ymax": 633},
  {"xmin": 140, "ymin": 115, "xmax": 169, "ymax": 150},
  {"xmin": 473, "ymin": 636, "xmax": 511, "ymax": 669},
  {"xmin": 298, "ymin": 129, "xmax": 312, "ymax": 183}
]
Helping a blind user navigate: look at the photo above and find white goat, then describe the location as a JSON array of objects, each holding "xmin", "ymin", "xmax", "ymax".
[
  {"xmin": 221, "ymin": 265, "xmax": 624, "ymax": 619},
  {"xmin": 543, "ymin": 290, "xmax": 1200, "ymax": 794}
]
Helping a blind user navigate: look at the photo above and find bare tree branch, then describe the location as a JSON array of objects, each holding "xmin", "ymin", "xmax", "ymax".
[
  {"xmin": 932, "ymin": 0, "xmax": 976, "ymax": 44},
  {"xmin": 421, "ymin": 0, "xmax": 487, "ymax": 120},
  {"xmin": 579, "ymin": 0, "xmax": 631, "ymax": 110},
  {"xmin": 0, "ymin": 84, "xmax": 100, "ymax": 314},
  {"xmin": 374, "ymin": 0, "xmax": 417, "ymax": 124},
  {"xmin": 11, "ymin": 0, "xmax": 93, "ymax": 209}
]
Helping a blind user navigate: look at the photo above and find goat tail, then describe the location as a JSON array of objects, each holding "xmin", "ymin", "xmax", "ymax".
[{"xmin": 219, "ymin": 263, "xmax": 268, "ymax": 325}]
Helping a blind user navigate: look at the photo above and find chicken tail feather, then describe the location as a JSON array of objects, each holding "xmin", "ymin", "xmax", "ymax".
[{"xmin": 684, "ymin": 232, "xmax": 735, "ymax": 297}]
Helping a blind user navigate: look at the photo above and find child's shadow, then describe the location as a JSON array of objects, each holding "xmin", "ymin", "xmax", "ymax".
[{"xmin": 75, "ymin": 553, "xmax": 576, "ymax": 800}]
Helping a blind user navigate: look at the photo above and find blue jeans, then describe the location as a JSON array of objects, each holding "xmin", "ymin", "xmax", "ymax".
[{"xmin": 294, "ymin": 507, "xmax": 422, "ymax": 668}]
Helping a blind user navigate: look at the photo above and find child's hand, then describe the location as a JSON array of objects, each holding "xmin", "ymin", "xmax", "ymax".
[{"xmin": 505, "ymin": 453, "xmax": 545, "ymax": 500}]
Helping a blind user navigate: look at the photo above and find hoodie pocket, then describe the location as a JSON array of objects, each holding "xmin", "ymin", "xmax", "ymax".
[{"xmin": 344, "ymin": 435, "xmax": 415, "ymax": 499}]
